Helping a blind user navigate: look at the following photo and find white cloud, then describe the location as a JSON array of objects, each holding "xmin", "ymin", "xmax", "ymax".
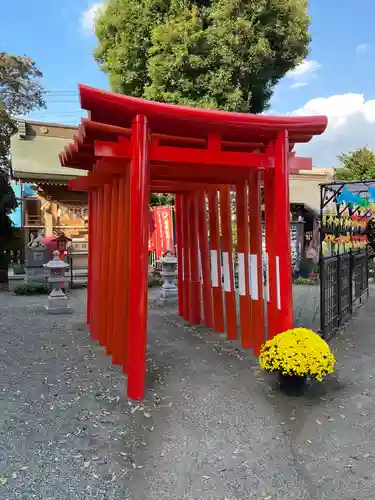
[
  {"xmin": 286, "ymin": 59, "xmax": 321, "ymax": 89},
  {"xmin": 290, "ymin": 81, "xmax": 308, "ymax": 90},
  {"xmin": 292, "ymin": 93, "xmax": 375, "ymax": 169},
  {"xmin": 81, "ymin": 2, "xmax": 106, "ymax": 33},
  {"xmin": 356, "ymin": 43, "xmax": 370, "ymax": 53}
]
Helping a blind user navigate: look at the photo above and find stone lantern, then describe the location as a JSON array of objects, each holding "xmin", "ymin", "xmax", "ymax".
[
  {"xmin": 43, "ymin": 250, "xmax": 72, "ymax": 314},
  {"xmin": 160, "ymin": 249, "xmax": 178, "ymax": 304}
]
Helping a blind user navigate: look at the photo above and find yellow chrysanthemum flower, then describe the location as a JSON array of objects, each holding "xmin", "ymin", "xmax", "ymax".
[{"xmin": 259, "ymin": 328, "xmax": 336, "ymax": 381}]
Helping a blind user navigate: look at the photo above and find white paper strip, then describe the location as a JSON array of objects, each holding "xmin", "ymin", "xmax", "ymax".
[
  {"xmin": 276, "ymin": 256, "xmax": 281, "ymax": 310},
  {"xmin": 223, "ymin": 252, "xmax": 231, "ymax": 292},
  {"xmin": 264, "ymin": 253, "xmax": 269, "ymax": 301},
  {"xmin": 250, "ymin": 254, "xmax": 258, "ymax": 300},
  {"xmin": 200, "ymin": 253, "xmax": 203, "ymax": 284},
  {"xmin": 210, "ymin": 250, "xmax": 218, "ymax": 287},
  {"xmin": 248, "ymin": 254, "xmax": 252, "ymax": 297},
  {"xmin": 238, "ymin": 253, "xmax": 245, "ymax": 296},
  {"xmin": 198, "ymin": 246, "xmax": 203, "ymax": 284}
]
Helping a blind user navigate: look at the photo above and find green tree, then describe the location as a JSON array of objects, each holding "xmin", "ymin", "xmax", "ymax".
[
  {"xmin": 94, "ymin": 0, "xmax": 310, "ymax": 113},
  {"xmin": 0, "ymin": 53, "xmax": 45, "ymax": 248},
  {"xmin": 0, "ymin": 53, "xmax": 45, "ymax": 169},
  {"xmin": 335, "ymin": 147, "xmax": 375, "ymax": 181},
  {"xmin": 150, "ymin": 193, "xmax": 175, "ymax": 206}
]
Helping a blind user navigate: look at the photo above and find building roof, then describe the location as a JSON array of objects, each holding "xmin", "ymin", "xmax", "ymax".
[
  {"xmin": 17, "ymin": 119, "xmax": 78, "ymax": 131},
  {"xmin": 11, "ymin": 120, "xmax": 86, "ymax": 182}
]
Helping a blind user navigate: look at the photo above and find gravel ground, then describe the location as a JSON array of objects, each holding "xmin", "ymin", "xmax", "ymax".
[
  {"xmin": 0, "ymin": 287, "xmax": 375, "ymax": 499},
  {"xmin": 293, "ymin": 284, "xmax": 320, "ymax": 330}
]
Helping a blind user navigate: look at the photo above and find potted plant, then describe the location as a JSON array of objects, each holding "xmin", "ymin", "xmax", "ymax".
[{"xmin": 259, "ymin": 328, "xmax": 336, "ymax": 396}]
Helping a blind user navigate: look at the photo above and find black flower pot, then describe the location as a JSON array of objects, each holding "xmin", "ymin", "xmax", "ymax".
[{"xmin": 279, "ymin": 373, "xmax": 308, "ymax": 397}]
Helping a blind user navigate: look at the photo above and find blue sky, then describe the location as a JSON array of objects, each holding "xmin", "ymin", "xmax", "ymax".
[
  {"xmin": 274, "ymin": 0, "xmax": 375, "ymax": 111},
  {"xmin": 2, "ymin": 0, "xmax": 375, "ymax": 168}
]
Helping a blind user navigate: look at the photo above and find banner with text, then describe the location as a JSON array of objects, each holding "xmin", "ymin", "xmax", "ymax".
[
  {"xmin": 151, "ymin": 206, "xmax": 174, "ymax": 258},
  {"xmin": 148, "ymin": 209, "xmax": 156, "ymax": 253}
]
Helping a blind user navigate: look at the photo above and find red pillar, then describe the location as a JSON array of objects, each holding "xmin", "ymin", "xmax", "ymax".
[
  {"xmin": 175, "ymin": 194, "xmax": 184, "ymax": 317},
  {"xmin": 89, "ymin": 189, "xmax": 95, "ymax": 334},
  {"xmin": 264, "ymin": 166, "xmax": 278, "ymax": 339},
  {"xmin": 236, "ymin": 183, "xmax": 252, "ymax": 348},
  {"xmin": 127, "ymin": 115, "xmax": 150, "ymax": 401},
  {"xmin": 87, "ymin": 190, "xmax": 93, "ymax": 326},
  {"xmin": 122, "ymin": 172, "xmax": 131, "ymax": 373},
  {"xmin": 197, "ymin": 191, "xmax": 213, "ymax": 328},
  {"xmin": 182, "ymin": 194, "xmax": 191, "ymax": 322},
  {"xmin": 249, "ymin": 171, "xmax": 265, "ymax": 355},
  {"xmin": 207, "ymin": 188, "xmax": 225, "ymax": 333},
  {"xmin": 93, "ymin": 186, "xmax": 104, "ymax": 342},
  {"xmin": 106, "ymin": 178, "xmax": 119, "ymax": 357},
  {"xmin": 99, "ymin": 182, "xmax": 112, "ymax": 348},
  {"xmin": 113, "ymin": 173, "xmax": 130, "ymax": 370},
  {"xmin": 219, "ymin": 185, "xmax": 237, "ymax": 340},
  {"xmin": 90, "ymin": 188, "xmax": 97, "ymax": 338},
  {"xmin": 188, "ymin": 193, "xmax": 201, "ymax": 325},
  {"xmin": 274, "ymin": 131, "xmax": 293, "ymax": 331}
]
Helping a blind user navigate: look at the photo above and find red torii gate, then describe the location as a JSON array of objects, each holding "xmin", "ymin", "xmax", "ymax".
[{"xmin": 60, "ymin": 85, "xmax": 327, "ymax": 400}]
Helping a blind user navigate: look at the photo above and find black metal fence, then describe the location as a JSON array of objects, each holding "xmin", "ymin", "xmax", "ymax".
[
  {"xmin": 0, "ymin": 249, "xmax": 23, "ymax": 283},
  {"xmin": 320, "ymin": 250, "xmax": 369, "ymax": 338},
  {"xmin": 67, "ymin": 254, "xmax": 88, "ymax": 288},
  {"xmin": 352, "ymin": 251, "xmax": 369, "ymax": 312}
]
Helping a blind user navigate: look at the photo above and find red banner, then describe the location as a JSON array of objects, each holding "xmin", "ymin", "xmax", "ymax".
[
  {"xmin": 150, "ymin": 206, "xmax": 173, "ymax": 258},
  {"xmin": 148, "ymin": 210, "xmax": 156, "ymax": 252},
  {"xmin": 148, "ymin": 233, "xmax": 156, "ymax": 252}
]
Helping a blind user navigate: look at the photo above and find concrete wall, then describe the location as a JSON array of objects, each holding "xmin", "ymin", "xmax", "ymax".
[{"xmin": 289, "ymin": 168, "xmax": 335, "ymax": 212}]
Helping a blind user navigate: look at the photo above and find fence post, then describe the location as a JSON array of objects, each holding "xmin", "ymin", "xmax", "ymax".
[
  {"xmin": 349, "ymin": 251, "xmax": 353, "ymax": 315},
  {"xmin": 337, "ymin": 254, "xmax": 341, "ymax": 327},
  {"xmin": 319, "ymin": 184, "xmax": 325, "ymax": 336},
  {"xmin": 366, "ymin": 248, "xmax": 370, "ymax": 300}
]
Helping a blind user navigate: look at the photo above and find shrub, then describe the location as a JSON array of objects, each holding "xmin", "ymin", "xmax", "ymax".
[
  {"xmin": 14, "ymin": 283, "xmax": 50, "ymax": 295},
  {"xmin": 259, "ymin": 328, "xmax": 336, "ymax": 381},
  {"xmin": 294, "ymin": 276, "xmax": 317, "ymax": 285}
]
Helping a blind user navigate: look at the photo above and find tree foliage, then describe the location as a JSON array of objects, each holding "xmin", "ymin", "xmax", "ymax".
[
  {"xmin": 150, "ymin": 193, "xmax": 175, "ymax": 206},
  {"xmin": 94, "ymin": 0, "xmax": 311, "ymax": 113},
  {"xmin": 0, "ymin": 173, "xmax": 17, "ymax": 249},
  {"xmin": 0, "ymin": 53, "xmax": 45, "ymax": 247},
  {"xmin": 335, "ymin": 147, "xmax": 375, "ymax": 181},
  {"xmin": 0, "ymin": 53, "xmax": 45, "ymax": 169}
]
